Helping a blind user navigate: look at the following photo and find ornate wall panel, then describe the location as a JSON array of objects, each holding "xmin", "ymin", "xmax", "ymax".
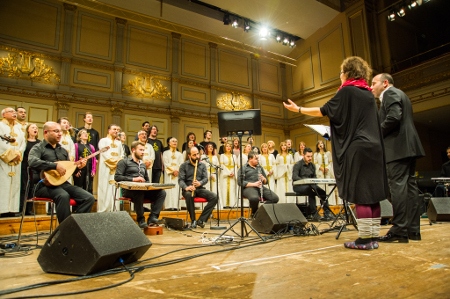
[
  {"xmin": 217, "ymin": 49, "xmax": 250, "ymax": 89},
  {"xmin": 179, "ymin": 85, "xmax": 210, "ymax": 106},
  {"xmin": 72, "ymin": 67, "xmax": 112, "ymax": 90},
  {"xmin": 0, "ymin": 0, "xmax": 61, "ymax": 50},
  {"xmin": 75, "ymin": 11, "xmax": 113, "ymax": 60},
  {"xmin": 181, "ymin": 39, "xmax": 209, "ymax": 81},
  {"xmin": 258, "ymin": 60, "xmax": 281, "ymax": 96},
  {"xmin": 126, "ymin": 25, "xmax": 170, "ymax": 72},
  {"xmin": 258, "ymin": 99, "xmax": 284, "ymax": 119},
  {"xmin": 291, "ymin": 48, "xmax": 315, "ymax": 95},
  {"xmin": 317, "ymin": 25, "xmax": 346, "ymax": 85},
  {"xmin": 348, "ymin": 9, "xmax": 369, "ymax": 61}
]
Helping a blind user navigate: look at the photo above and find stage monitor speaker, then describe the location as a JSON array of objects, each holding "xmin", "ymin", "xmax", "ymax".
[
  {"xmin": 251, "ymin": 203, "xmax": 307, "ymax": 234},
  {"xmin": 38, "ymin": 211, "xmax": 152, "ymax": 276},
  {"xmin": 427, "ymin": 197, "xmax": 450, "ymax": 222}
]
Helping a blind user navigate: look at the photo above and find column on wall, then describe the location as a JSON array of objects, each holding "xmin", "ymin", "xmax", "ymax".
[
  {"xmin": 56, "ymin": 101, "xmax": 70, "ymax": 119},
  {"xmin": 60, "ymin": 4, "xmax": 77, "ymax": 90},
  {"xmin": 209, "ymin": 42, "xmax": 218, "ymax": 110},
  {"xmin": 111, "ymin": 107, "xmax": 123, "ymax": 128},
  {"xmin": 113, "ymin": 18, "xmax": 127, "ymax": 98},
  {"xmin": 250, "ymin": 53, "xmax": 259, "ymax": 108},
  {"xmin": 170, "ymin": 116, "xmax": 180, "ymax": 144},
  {"xmin": 171, "ymin": 33, "xmax": 181, "ymax": 104}
]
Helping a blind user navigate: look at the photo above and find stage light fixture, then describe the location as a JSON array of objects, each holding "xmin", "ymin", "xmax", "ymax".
[
  {"xmin": 422, "ymin": 0, "xmax": 430, "ymax": 3},
  {"xmin": 290, "ymin": 40, "xmax": 295, "ymax": 47},
  {"xmin": 396, "ymin": 6, "xmax": 406, "ymax": 17},
  {"xmin": 259, "ymin": 27, "xmax": 269, "ymax": 40},
  {"xmin": 283, "ymin": 37, "xmax": 289, "ymax": 45},
  {"xmin": 231, "ymin": 18, "xmax": 239, "ymax": 28},
  {"xmin": 408, "ymin": 0, "xmax": 420, "ymax": 9},
  {"xmin": 223, "ymin": 14, "xmax": 231, "ymax": 25},
  {"xmin": 387, "ymin": 10, "xmax": 396, "ymax": 21},
  {"xmin": 244, "ymin": 20, "xmax": 250, "ymax": 32},
  {"xmin": 276, "ymin": 35, "xmax": 282, "ymax": 42}
]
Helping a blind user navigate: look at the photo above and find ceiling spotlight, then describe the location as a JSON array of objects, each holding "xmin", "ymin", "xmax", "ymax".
[
  {"xmin": 276, "ymin": 35, "xmax": 282, "ymax": 42},
  {"xmin": 396, "ymin": 6, "xmax": 406, "ymax": 17},
  {"xmin": 290, "ymin": 40, "xmax": 295, "ymax": 47},
  {"xmin": 283, "ymin": 37, "xmax": 289, "ymax": 45},
  {"xmin": 223, "ymin": 14, "xmax": 230, "ymax": 25},
  {"xmin": 231, "ymin": 19, "xmax": 239, "ymax": 28},
  {"xmin": 244, "ymin": 20, "xmax": 250, "ymax": 32},
  {"xmin": 387, "ymin": 11, "xmax": 396, "ymax": 21},
  {"xmin": 408, "ymin": 0, "xmax": 420, "ymax": 9},
  {"xmin": 422, "ymin": 0, "xmax": 430, "ymax": 3},
  {"xmin": 259, "ymin": 27, "xmax": 269, "ymax": 40}
]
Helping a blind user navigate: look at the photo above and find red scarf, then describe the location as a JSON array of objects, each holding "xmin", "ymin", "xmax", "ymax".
[{"xmin": 338, "ymin": 78, "xmax": 372, "ymax": 91}]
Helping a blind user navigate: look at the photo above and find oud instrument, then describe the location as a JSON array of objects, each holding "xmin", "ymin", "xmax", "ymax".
[{"xmin": 42, "ymin": 146, "xmax": 109, "ymax": 186}]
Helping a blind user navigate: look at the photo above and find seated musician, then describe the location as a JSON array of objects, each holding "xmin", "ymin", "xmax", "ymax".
[
  {"xmin": 28, "ymin": 121, "xmax": 95, "ymax": 224},
  {"xmin": 238, "ymin": 152, "xmax": 279, "ymax": 218},
  {"xmin": 292, "ymin": 147, "xmax": 333, "ymax": 221},
  {"xmin": 179, "ymin": 146, "xmax": 217, "ymax": 229},
  {"xmin": 434, "ymin": 146, "xmax": 450, "ymax": 197},
  {"xmin": 114, "ymin": 141, "xmax": 166, "ymax": 229}
]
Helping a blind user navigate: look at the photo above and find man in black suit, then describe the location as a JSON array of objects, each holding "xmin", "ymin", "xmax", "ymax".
[{"xmin": 372, "ymin": 73, "xmax": 425, "ymax": 243}]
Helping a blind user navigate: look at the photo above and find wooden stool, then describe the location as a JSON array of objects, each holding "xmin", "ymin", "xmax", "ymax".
[{"xmin": 144, "ymin": 226, "xmax": 163, "ymax": 235}]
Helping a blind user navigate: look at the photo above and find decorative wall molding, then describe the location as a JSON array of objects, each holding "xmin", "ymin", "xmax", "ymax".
[
  {"xmin": 0, "ymin": 50, "xmax": 60, "ymax": 83},
  {"xmin": 217, "ymin": 92, "xmax": 251, "ymax": 111},
  {"xmin": 122, "ymin": 75, "xmax": 171, "ymax": 99}
]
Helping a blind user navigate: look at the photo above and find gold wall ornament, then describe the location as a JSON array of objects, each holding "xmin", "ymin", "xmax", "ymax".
[
  {"xmin": 123, "ymin": 75, "xmax": 171, "ymax": 99},
  {"xmin": 0, "ymin": 51, "xmax": 60, "ymax": 83},
  {"xmin": 217, "ymin": 92, "xmax": 251, "ymax": 111}
]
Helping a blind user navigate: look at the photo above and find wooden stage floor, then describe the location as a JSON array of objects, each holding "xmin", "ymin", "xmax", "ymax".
[{"xmin": 0, "ymin": 216, "xmax": 449, "ymax": 299}]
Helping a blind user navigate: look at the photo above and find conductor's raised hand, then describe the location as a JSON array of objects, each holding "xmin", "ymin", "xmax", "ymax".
[{"xmin": 283, "ymin": 99, "xmax": 300, "ymax": 112}]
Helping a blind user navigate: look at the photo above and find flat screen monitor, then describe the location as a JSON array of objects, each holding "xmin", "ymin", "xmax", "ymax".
[{"xmin": 218, "ymin": 109, "xmax": 261, "ymax": 136}]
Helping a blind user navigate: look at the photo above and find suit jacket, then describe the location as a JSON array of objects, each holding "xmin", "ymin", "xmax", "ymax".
[{"xmin": 379, "ymin": 86, "xmax": 425, "ymax": 163}]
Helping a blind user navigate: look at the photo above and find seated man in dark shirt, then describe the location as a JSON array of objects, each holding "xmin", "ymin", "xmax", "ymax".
[
  {"xmin": 115, "ymin": 141, "xmax": 166, "ymax": 228},
  {"xmin": 179, "ymin": 146, "xmax": 217, "ymax": 229},
  {"xmin": 435, "ymin": 146, "xmax": 450, "ymax": 197},
  {"xmin": 238, "ymin": 152, "xmax": 279, "ymax": 217},
  {"xmin": 28, "ymin": 121, "xmax": 95, "ymax": 224},
  {"xmin": 292, "ymin": 147, "xmax": 333, "ymax": 221}
]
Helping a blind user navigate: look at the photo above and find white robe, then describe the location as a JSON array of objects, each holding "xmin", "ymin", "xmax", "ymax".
[
  {"xmin": 202, "ymin": 154, "xmax": 219, "ymax": 194},
  {"xmin": 294, "ymin": 152, "xmax": 304, "ymax": 163},
  {"xmin": 59, "ymin": 132, "xmax": 75, "ymax": 184},
  {"xmin": 219, "ymin": 154, "xmax": 238, "ymax": 208},
  {"xmin": 275, "ymin": 154, "xmax": 294, "ymax": 203},
  {"xmin": 97, "ymin": 137, "xmax": 122, "ymax": 212},
  {"xmin": 143, "ymin": 142, "xmax": 155, "ymax": 182},
  {"xmin": 162, "ymin": 149, "xmax": 183, "ymax": 209},
  {"xmin": 259, "ymin": 154, "xmax": 276, "ymax": 192},
  {"xmin": 314, "ymin": 151, "xmax": 338, "ymax": 204},
  {"xmin": 0, "ymin": 121, "xmax": 25, "ymax": 213}
]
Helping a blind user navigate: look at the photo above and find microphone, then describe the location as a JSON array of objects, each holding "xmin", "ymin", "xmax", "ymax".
[
  {"xmin": 70, "ymin": 127, "xmax": 79, "ymax": 132},
  {"xmin": 201, "ymin": 157, "xmax": 209, "ymax": 161}
]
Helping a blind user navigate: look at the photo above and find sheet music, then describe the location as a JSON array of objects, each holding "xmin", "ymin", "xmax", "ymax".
[{"xmin": 304, "ymin": 124, "xmax": 331, "ymax": 140}]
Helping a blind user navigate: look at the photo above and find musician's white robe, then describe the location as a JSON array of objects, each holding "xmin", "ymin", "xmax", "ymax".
[
  {"xmin": 97, "ymin": 136, "xmax": 122, "ymax": 212},
  {"xmin": 143, "ymin": 143, "xmax": 155, "ymax": 183},
  {"xmin": 259, "ymin": 153, "xmax": 276, "ymax": 192},
  {"xmin": 219, "ymin": 154, "xmax": 238, "ymax": 208},
  {"xmin": 275, "ymin": 154, "xmax": 294, "ymax": 203},
  {"xmin": 314, "ymin": 151, "xmax": 340, "ymax": 205},
  {"xmin": 162, "ymin": 149, "xmax": 183, "ymax": 209},
  {"xmin": 0, "ymin": 121, "xmax": 25, "ymax": 213},
  {"xmin": 202, "ymin": 154, "xmax": 219, "ymax": 194},
  {"xmin": 59, "ymin": 132, "xmax": 75, "ymax": 184}
]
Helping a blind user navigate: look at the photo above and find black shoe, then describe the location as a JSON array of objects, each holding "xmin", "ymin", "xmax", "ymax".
[
  {"xmin": 197, "ymin": 220, "xmax": 205, "ymax": 228},
  {"xmin": 191, "ymin": 220, "xmax": 197, "ymax": 229},
  {"xmin": 147, "ymin": 217, "xmax": 159, "ymax": 226},
  {"xmin": 408, "ymin": 232, "xmax": 421, "ymax": 241},
  {"xmin": 378, "ymin": 232, "xmax": 409, "ymax": 243},
  {"xmin": 138, "ymin": 220, "xmax": 148, "ymax": 229}
]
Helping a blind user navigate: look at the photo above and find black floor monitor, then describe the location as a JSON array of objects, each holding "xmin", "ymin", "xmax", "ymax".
[{"xmin": 218, "ymin": 109, "xmax": 261, "ymax": 136}]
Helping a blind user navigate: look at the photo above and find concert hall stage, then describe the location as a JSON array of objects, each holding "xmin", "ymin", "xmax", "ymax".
[{"xmin": 0, "ymin": 214, "xmax": 449, "ymax": 298}]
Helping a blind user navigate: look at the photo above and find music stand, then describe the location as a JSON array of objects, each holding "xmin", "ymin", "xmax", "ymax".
[
  {"xmin": 202, "ymin": 158, "xmax": 226, "ymax": 230},
  {"xmin": 215, "ymin": 110, "xmax": 265, "ymax": 242}
]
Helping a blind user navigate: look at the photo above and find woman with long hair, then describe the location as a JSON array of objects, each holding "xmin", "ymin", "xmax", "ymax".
[
  {"xmin": 275, "ymin": 141, "xmax": 294, "ymax": 203},
  {"xmin": 259, "ymin": 142, "xmax": 276, "ymax": 192},
  {"xmin": 267, "ymin": 140, "xmax": 278, "ymax": 158},
  {"xmin": 73, "ymin": 129, "xmax": 97, "ymax": 194},
  {"xmin": 219, "ymin": 142, "xmax": 237, "ymax": 208},
  {"xmin": 181, "ymin": 132, "xmax": 196, "ymax": 152},
  {"xmin": 19, "ymin": 123, "xmax": 41, "ymax": 215},
  {"xmin": 203, "ymin": 143, "xmax": 220, "ymax": 193},
  {"xmin": 163, "ymin": 137, "xmax": 184, "ymax": 210},
  {"xmin": 294, "ymin": 141, "xmax": 306, "ymax": 163}
]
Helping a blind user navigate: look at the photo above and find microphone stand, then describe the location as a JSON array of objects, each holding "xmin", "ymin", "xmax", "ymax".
[{"xmin": 202, "ymin": 158, "xmax": 226, "ymax": 230}]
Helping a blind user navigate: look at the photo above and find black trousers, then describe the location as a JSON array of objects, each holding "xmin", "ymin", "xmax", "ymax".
[
  {"xmin": 123, "ymin": 189, "xmax": 166, "ymax": 223},
  {"xmin": 242, "ymin": 187, "xmax": 279, "ymax": 215},
  {"xmin": 182, "ymin": 188, "xmax": 217, "ymax": 222},
  {"xmin": 293, "ymin": 184, "xmax": 329, "ymax": 215},
  {"xmin": 386, "ymin": 157, "xmax": 421, "ymax": 235},
  {"xmin": 152, "ymin": 169, "xmax": 162, "ymax": 184},
  {"xmin": 35, "ymin": 182, "xmax": 95, "ymax": 224}
]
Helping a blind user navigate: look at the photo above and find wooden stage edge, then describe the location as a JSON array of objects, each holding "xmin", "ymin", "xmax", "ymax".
[{"xmin": 0, "ymin": 206, "xmax": 343, "ymax": 236}]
